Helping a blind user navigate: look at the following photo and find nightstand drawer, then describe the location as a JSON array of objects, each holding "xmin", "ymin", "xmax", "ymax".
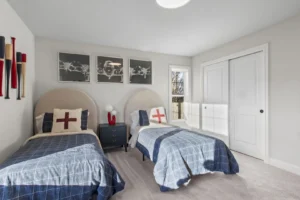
[
  {"xmin": 100, "ymin": 132, "xmax": 126, "ymax": 143},
  {"xmin": 102, "ymin": 137, "xmax": 125, "ymax": 147},
  {"xmin": 101, "ymin": 126, "xmax": 126, "ymax": 134}
]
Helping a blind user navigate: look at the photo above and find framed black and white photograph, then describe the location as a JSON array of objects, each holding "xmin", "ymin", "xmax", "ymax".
[
  {"xmin": 97, "ymin": 56, "xmax": 123, "ymax": 83},
  {"xmin": 129, "ymin": 59, "xmax": 152, "ymax": 84},
  {"xmin": 58, "ymin": 52, "xmax": 90, "ymax": 82}
]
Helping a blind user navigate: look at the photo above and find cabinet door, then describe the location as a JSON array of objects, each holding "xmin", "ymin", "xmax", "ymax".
[
  {"xmin": 214, "ymin": 118, "xmax": 228, "ymax": 136},
  {"xmin": 202, "ymin": 104, "xmax": 213, "ymax": 132},
  {"xmin": 213, "ymin": 104, "xmax": 228, "ymax": 135},
  {"xmin": 214, "ymin": 104, "xmax": 228, "ymax": 119},
  {"xmin": 202, "ymin": 104, "xmax": 228, "ymax": 135},
  {"xmin": 204, "ymin": 61, "xmax": 229, "ymax": 103},
  {"xmin": 202, "ymin": 104, "xmax": 213, "ymax": 117},
  {"xmin": 202, "ymin": 117, "xmax": 214, "ymax": 132}
]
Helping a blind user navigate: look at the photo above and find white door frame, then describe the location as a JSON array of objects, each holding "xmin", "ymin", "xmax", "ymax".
[{"xmin": 201, "ymin": 44, "xmax": 269, "ymax": 163}]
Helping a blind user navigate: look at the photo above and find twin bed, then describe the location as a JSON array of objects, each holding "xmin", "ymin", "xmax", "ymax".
[
  {"xmin": 0, "ymin": 88, "xmax": 239, "ymax": 200},
  {"xmin": 0, "ymin": 89, "xmax": 124, "ymax": 200},
  {"xmin": 125, "ymin": 89, "xmax": 239, "ymax": 191}
]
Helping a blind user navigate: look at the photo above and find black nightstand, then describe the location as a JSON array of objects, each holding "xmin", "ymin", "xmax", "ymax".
[{"xmin": 98, "ymin": 123, "xmax": 127, "ymax": 152}]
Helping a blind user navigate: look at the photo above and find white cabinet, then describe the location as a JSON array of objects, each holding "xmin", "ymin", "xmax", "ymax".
[
  {"xmin": 202, "ymin": 104, "xmax": 228, "ymax": 135},
  {"xmin": 203, "ymin": 61, "xmax": 229, "ymax": 104},
  {"xmin": 202, "ymin": 104, "xmax": 214, "ymax": 117},
  {"xmin": 202, "ymin": 117, "xmax": 214, "ymax": 132},
  {"xmin": 214, "ymin": 104, "xmax": 228, "ymax": 119},
  {"xmin": 184, "ymin": 102, "xmax": 200, "ymax": 129}
]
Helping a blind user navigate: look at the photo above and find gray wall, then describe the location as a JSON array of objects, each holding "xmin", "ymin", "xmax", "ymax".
[
  {"xmin": 192, "ymin": 14, "xmax": 300, "ymax": 168},
  {"xmin": 35, "ymin": 38, "xmax": 192, "ymax": 124},
  {"xmin": 0, "ymin": 0, "xmax": 35, "ymax": 162}
]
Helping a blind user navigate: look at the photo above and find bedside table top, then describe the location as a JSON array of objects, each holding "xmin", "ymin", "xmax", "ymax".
[{"xmin": 99, "ymin": 123, "xmax": 126, "ymax": 128}]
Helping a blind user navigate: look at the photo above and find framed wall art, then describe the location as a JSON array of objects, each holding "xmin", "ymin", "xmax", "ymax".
[
  {"xmin": 58, "ymin": 52, "xmax": 90, "ymax": 82},
  {"xmin": 129, "ymin": 59, "xmax": 152, "ymax": 84},
  {"xmin": 97, "ymin": 56, "xmax": 123, "ymax": 83}
]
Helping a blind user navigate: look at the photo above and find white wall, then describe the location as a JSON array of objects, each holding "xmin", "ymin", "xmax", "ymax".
[
  {"xmin": 192, "ymin": 13, "xmax": 300, "ymax": 169},
  {"xmin": 35, "ymin": 38, "xmax": 191, "ymax": 124},
  {"xmin": 0, "ymin": 0, "xmax": 35, "ymax": 163}
]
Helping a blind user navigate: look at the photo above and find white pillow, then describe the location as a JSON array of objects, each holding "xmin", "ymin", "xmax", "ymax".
[
  {"xmin": 52, "ymin": 108, "xmax": 82, "ymax": 133},
  {"xmin": 35, "ymin": 113, "xmax": 45, "ymax": 134},
  {"xmin": 149, "ymin": 107, "xmax": 167, "ymax": 124},
  {"xmin": 130, "ymin": 110, "xmax": 139, "ymax": 135}
]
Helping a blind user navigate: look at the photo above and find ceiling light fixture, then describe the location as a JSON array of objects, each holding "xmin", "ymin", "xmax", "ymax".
[{"xmin": 156, "ymin": 0, "xmax": 191, "ymax": 9}]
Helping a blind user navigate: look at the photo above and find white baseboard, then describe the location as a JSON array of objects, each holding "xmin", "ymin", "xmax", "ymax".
[{"xmin": 269, "ymin": 158, "xmax": 300, "ymax": 176}]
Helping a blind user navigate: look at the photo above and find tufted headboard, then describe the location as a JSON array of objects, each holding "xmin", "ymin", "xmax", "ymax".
[
  {"xmin": 124, "ymin": 89, "xmax": 164, "ymax": 128},
  {"xmin": 34, "ymin": 88, "xmax": 98, "ymax": 133}
]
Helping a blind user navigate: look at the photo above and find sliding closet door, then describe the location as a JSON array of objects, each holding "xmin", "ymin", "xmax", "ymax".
[
  {"xmin": 229, "ymin": 52, "xmax": 266, "ymax": 160},
  {"xmin": 203, "ymin": 61, "xmax": 228, "ymax": 104}
]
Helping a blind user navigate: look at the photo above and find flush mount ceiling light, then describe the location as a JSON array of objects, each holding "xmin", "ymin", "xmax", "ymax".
[{"xmin": 156, "ymin": 0, "xmax": 191, "ymax": 9}]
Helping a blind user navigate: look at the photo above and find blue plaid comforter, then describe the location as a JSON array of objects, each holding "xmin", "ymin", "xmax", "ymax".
[
  {"xmin": 136, "ymin": 127, "xmax": 239, "ymax": 191},
  {"xmin": 0, "ymin": 134, "xmax": 125, "ymax": 200}
]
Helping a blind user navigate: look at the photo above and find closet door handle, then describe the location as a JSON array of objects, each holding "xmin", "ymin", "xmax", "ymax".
[{"xmin": 260, "ymin": 109, "xmax": 264, "ymax": 113}]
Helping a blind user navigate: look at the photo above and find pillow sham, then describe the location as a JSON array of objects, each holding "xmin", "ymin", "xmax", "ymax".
[
  {"xmin": 42, "ymin": 109, "xmax": 89, "ymax": 133},
  {"xmin": 149, "ymin": 107, "xmax": 167, "ymax": 124},
  {"xmin": 52, "ymin": 108, "xmax": 82, "ymax": 133},
  {"xmin": 139, "ymin": 110, "xmax": 149, "ymax": 126}
]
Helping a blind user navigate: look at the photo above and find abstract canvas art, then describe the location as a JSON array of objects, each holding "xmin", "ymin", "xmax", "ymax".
[
  {"xmin": 129, "ymin": 59, "xmax": 152, "ymax": 84},
  {"xmin": 58, "ymin": 52, "xmax": 90, "ymax": 82},
  {"xmin": 97, "ymin": 56, "xmax": 123, "ymax": 83}
]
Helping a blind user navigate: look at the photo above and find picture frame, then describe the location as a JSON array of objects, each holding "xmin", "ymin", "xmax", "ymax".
[
  {"xmin": 96, "ymin": 56, "xmax": 124, "ymax": 83},
  {"xmin": 58, "ymin": 52, "xmax": 90, "ymax": 83},
  {"xmin": 129, "ymin": 59, "xmax": 152, "ymax": 84}
]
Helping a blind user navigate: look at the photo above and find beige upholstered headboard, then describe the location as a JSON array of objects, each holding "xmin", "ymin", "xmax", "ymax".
[
  {"xmin": 124, "ymin": 89, "xmax": 164, "ymax": 127},
  {"xmin": 34, "ymin": 88, "xmax": 98, "ymax": 133}
]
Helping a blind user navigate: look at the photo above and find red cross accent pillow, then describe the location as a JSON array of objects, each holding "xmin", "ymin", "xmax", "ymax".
[
  {"xmin": 149, "ymin": 107, "xmax": 167, "ymax": 124},
  {"xmin": 52, "ymin": 108, "xmax": 82, "ymax": 133}
]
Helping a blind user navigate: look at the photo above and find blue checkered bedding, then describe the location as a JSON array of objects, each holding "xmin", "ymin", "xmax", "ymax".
[
  {"xmin": 136, "ymin": 127, "xmax": 239, "ymax": 191},
  {"xmin": 0, "ymin": 134, "xmax": 125, "ymax": 200}
]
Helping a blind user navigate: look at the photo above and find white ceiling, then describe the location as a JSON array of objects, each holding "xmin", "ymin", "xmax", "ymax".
[{"xmin": 8, "ymin": 0, "xmax": 300, "ymax": 56}]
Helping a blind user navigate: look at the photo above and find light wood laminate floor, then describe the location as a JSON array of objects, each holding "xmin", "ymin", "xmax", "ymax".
[{"xmin": 107, "ymin": 148, "xmax": 300, "ymax": 200}]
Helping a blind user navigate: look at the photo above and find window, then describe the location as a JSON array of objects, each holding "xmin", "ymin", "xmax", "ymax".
[
  {"xmin": 169, "ymin": 66, "xmax": 191, "ymax": 122},
  {"xmin": 172, "ymin": 71, "xmax": 185, "ymax": 120}
]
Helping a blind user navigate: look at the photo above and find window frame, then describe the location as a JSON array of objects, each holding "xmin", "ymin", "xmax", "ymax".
[{"xmin": 168, "ymin": 65, "xmax": 191, "ymax": 123}]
